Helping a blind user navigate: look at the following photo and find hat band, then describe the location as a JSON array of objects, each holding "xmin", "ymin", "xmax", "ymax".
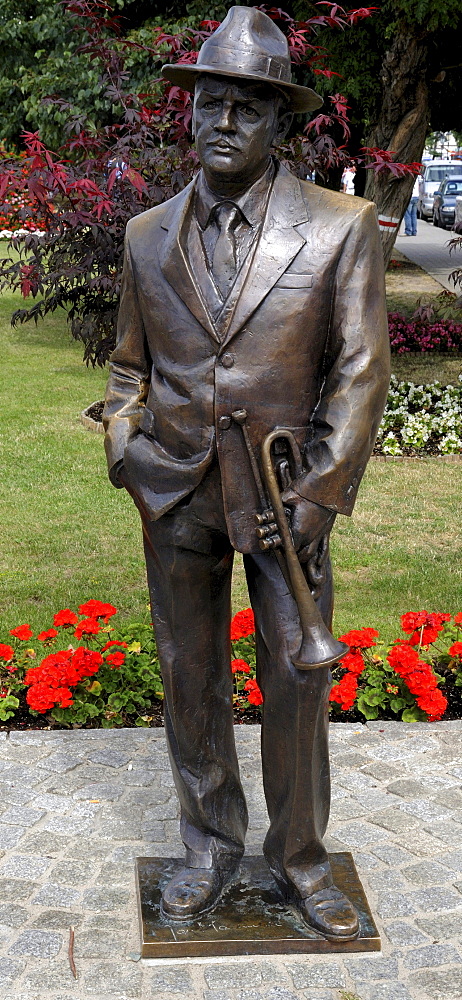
[{"xmin": 197, "ymin": 42, "xmax": 290, "ymax": 84}]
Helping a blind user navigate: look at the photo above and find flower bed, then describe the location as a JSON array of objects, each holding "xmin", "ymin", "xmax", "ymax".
[
  {"xmin": 1, "ymin": 603, "xmax": 461, "ymax": 728},
  {"xmin": 388, "ymin": 311, "xmax": 462, "ymax": 354},
  {"xmin": 374, "ymin": 374, "xmax": 462, "ymax": 455}
]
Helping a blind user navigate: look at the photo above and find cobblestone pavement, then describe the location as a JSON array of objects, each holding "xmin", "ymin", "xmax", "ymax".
[
  {"xmin": 0, "ymin": 721, "xmax": 460, "ymax": 1000},
  {"xmin": 395, "ymin": 219, "xmax": 458, "ymax": 292}
]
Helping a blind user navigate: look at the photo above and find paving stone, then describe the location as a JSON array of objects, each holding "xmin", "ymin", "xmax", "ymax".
[
  {"xmin": 399, "ymin": 799, "xmax": 451, "ymax": 822},
  {"xmin": 329, "ymin": 798, "xmax": 365, "ymax": 821},
  {"xmin": 87, "ymin": 749, "xmax": 131, "ymax": 768},
  {"xmin": 367, "ymin": 870, "xmax": 408, "ymax": 891},
  {"xmin": 0, "ymin": 826, "xmax": 26, "ymax": 850},
  {"xmin": 148, "ymin": 967, "xmax": 193, "ymax": 993},
  {"xmin": 386, "ymin": 778, "xmax": 429, "ymax": 797},
  {"xmin": 66, "ymin": 841, "xmax": 110, "ymax": 861},
  {"xmin": 361, "ymin": 761, "xmax": 401, "ymax": 781},
  {"xmin": 0, "ymin": 905, "xmax": 29, "ymax": 929},
  {"xmin": 84, "ymin": 913, "xmax": 131, "ymax": 931},
  {"xmin": 410, "ymin": 886, "xmax": 462, "ymax": 911},
  {"xmin": 403, "ymin": 943, "xmax": 461, "ymax": 969},
  {"xmin": 49, "ymin": 859, "xmax": 96, "ymax": 885},
  {"xmin": 74, "ymin": 928, "xmax": 127, "ymax": 959},
  {"xmin": 368, "ymin": 808, "xmax": 419, "ymax": 834},
  {"xmin": 0, "ymin": 879, "xmax": 37, "ymax": 901},
  {"xmin": 383, "ymin": 920, "xmax": 429, "ymax": 945},
  {"xmin": 375, "ymin": 891, "xmax": 418, "ymax": 918},
  {"xmin": 354, "ymin": 851, "xmax": 382, "ymax": 871},
  {"xmin": 20, "ymin": 831, "xmax": 72, "ymax": 855},
  {"xmin": 21, "ymin": 959, "xmax": 78, "ymax": 992},
  {"xmin": 31, "ymin": 910, "xmax": 84, "ymax": 929},
  {"xmin": 423, "ymin": 819, "xmax": 462, "ymax": 845},
  {"xmin": 204, "ymin": 964, "xmax": 263, "ymax": 989},
  {"xmin": 74, "ymin": 783, "xmax": 124, "ymax": 801},
  {"xmin": 415, "ymin": 912, "xmax": 462, "ymax": 940},
  {"xmin": 402, "ymin": 860, "xmax": 454, "ymax": 886},
  {"xmin": 354, "ymin": 985, "xmax": 413, "ymax": 1000},
  {"xmin": 394, "ymin": 831, "xmax": 450, "ymax": 857},
  {"xmin": 32, "ymin": 792, "xmax": 74, "ymax": 812},
  {"xmin": 286, "ymin": 963, "xmax": 346, "ymax": 988},
  {"xmin": 0, "ymin": 763, "xmax": 41, "ymax": 786},
  {"xmin": 372, "ymin": 845, "xmax": 415, "ymax": 866},
  {"xmin": 0, "ymin": 957, "xmax": 25, "ymax": 983},
  {"xmin": 37, "ymin": 752, "xmax": 84, "ymax": 773},
  {"xmin": 44, "ymin": 816, "xmax": 95, "ymax": 836},
  {"xmin": 1, "ymin": 807, "xmax": 46, "ymax": 831},
  {"xmin": 0, "ymin": 785, "xmax": 33, "ymax": 805},
  {"xmin": 9, "ymin": 928, "xmax": 63, "ymax": 958},
  {"xmin": 433, "ymin": 787, "xmax": 462, "ymax": 809},
  {"xmin": 329, "ymin": 821, "xmax": 387, "ymax": 848},
  {"xmin": 31, "ymin": 884, "xmax": 81, "ymax": 908},
  {"xmin": 409, "ymin": 969, "xmax": 462, "ymax": 999},
  {"xmin": 98, "ymin": 862, "xmax": 132, "ymax": 885},
  {"xmin": 80, "ymin": 960, "xmax": 143, "ymax": 995},
  {"xmin": 345, "ymin": 956, "xmax": 399, "ymax": 980},
  {"xmin": 81, "ymin": 886, "xmax": 130, "ymax": 911},
  {"xmin": 0, "ymin": 854, "xmax": 52, "ymax": 880}
]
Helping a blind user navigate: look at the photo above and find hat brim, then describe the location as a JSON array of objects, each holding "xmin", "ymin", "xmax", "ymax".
[{"xmin": 161, "ymin": 64, "xmax": 323, "ymax": 114}]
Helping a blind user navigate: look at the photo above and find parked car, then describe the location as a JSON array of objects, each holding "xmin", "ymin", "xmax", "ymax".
[
  {"xmin": 418, "ymin": 160, "xmax": 462, "ymax": 220},
  {"xmin": 433, "ymin": 177, "xmax": 462, "ymax": 229},
  {"xmin": 454, "ymin": 195, "xmax": 462, "ymax": 233}
]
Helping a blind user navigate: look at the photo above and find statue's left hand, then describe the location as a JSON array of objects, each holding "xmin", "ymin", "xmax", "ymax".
[{"xmin": 281, "ymin": 490, "xmax": 335, "ymax": 554}]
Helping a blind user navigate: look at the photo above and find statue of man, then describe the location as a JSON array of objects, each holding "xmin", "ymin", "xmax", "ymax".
[{"xmin": 103, "ymin": 7, "xmax": 390, "ymax": 940}]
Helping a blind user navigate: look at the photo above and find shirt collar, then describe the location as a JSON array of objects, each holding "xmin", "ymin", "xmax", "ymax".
[{"xmin": 194, "ymin": 159, "xmax": 275, "ymax": 230}]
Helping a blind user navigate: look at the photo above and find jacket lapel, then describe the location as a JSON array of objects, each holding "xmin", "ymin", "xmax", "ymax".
[
  {"xmin": 222, "ymin": 166, "xmax": 310, "ymax": 346},
  {"xmin": 159, "ymin": 180, "xmax": 219, "ymax": 343}
]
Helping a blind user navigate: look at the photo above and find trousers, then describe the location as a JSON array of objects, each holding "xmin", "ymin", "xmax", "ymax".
[{"xmin": 139, "ymin": 459, "xmax": 334, "ymax": 898}]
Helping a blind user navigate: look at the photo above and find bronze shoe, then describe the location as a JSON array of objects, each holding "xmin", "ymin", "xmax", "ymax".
[
  {"xmin": 299, "ymin": 885, "xmax": 360, "ymax": 941},
  {"xmin": 160, "ymin": 866, "xmax": 227, "ymax": 921}
]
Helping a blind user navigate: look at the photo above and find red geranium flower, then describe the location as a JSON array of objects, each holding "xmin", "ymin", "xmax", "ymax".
[
  {"xmin": 26, "ymin": 682, "xmax": 74, "ymax": 713},
  {"xmin": 244, "ymin": 678, "xmax": 263, "ymax": 706},
  {"xmin": 0, "ymin": 644, "xmax": 14, "ymax": 662},
  {"xmin": 104, "ymin": 651, "xmax": 125, "ymax": 668},
  {"xmin": 454, "ymin": 612, "xmax": 462, "ymax": 626},
  {"xmin": 101, "ymin": 640, "xmax": 128, "ymax": 652},
  {"xmin": 74, "ymin": 618, "xmax": 100, "ymax": 639},
  {"xmin": 78, "ymin": 600, "xmax": 117, "ymax": 622},
  {"xmin": 338, "ymin": 651, "xmax": 365, "ymax": 676},
  {"xmin": 70, "ymin": 646, "xmax": 103, "ymax": 678},
  {"xmin": 231, "ymin": 608, "xmax": 255, "ymax": 641},
  {"xmin": 449, "ymin": 641, "xmax": 462, "ymax": 657},
  {"xmin": 329, "ymin": 672, "xmax": 358, "ymax": 710},
  {"xmin": 53, "ymin": 609, "xmax": 79, "ymax": 627},
  {"xmin": 9, "ymin": 624, "xmax": 33, "ymax": 641},
  {"xmin": 37, "ymin": 628, "xmax": 58, "ymax": 642},
  {"xmin": 338, "ymin": 628, "xmax": 379, "ymax": 649},
  {"xmin": 231, "ymin": 658, "xmax": 251, "ymax": 674},
  {"xmin": 401, "ymin": 611, "xmax": 451, "ymax": 647}
]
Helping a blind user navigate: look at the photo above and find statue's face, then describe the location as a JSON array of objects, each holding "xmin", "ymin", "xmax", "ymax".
[{"xmin": 193, "ymin": 75, "xmax": 289, "ymax": 190}]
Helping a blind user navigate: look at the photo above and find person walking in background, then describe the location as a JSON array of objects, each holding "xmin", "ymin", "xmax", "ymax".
[{"xmin": 403, "ymin": 175, "xmax": 421, "ymax": 235}]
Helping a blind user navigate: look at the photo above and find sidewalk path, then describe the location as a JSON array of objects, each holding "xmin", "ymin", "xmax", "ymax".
[
  {"xmin": 396, "ymin": 220, "xmax": 460, "ymax": 292},
  {"xmin": 0, "ymin": 722, "xmax": 460, "ymax": 1000}
]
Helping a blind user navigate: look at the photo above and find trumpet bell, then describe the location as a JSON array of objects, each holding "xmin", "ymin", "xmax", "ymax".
[{"xmin": 292, "ymin": 631, "xmax": 350, "ymax": 671}]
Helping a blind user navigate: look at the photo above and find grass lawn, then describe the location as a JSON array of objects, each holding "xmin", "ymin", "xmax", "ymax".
[{"xmin": 1, "ymin": 247, "xmax": 461, "ymax": 647}]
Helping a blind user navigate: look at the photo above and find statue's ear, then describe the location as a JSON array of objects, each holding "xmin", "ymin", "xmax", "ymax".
[{"xmin": 275, "ymin": 111, "xmax": 293, "ymax": 144}]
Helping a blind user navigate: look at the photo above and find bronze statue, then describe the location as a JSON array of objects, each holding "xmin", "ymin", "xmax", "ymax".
[{"xmin": 103, "ymin": 7, "xmax": 390, "ymax": 941}]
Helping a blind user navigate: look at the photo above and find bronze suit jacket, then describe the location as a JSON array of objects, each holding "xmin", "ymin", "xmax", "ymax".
[{"xmin": 103, "ymin": 162, "xmax": 390, "ymax": 553}]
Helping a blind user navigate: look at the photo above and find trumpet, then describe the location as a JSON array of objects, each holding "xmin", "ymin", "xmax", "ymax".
[{"xmin": 232, "ymin": 411, "xmax": 349, "ymax": 671}]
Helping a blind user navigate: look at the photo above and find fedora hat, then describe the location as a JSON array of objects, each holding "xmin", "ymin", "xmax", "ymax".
[{"xmin": 161, "ymin": 6, "xmax": 323, "ymax": 114}]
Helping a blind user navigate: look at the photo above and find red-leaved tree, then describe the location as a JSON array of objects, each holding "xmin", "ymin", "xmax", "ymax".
[{"xmin": 0, "ymin": 1, "xmax": 418, "ymax": 366}]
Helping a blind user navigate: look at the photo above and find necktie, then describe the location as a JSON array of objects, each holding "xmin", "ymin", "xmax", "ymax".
[{"xmin": 211, "ymin": 202, "xmax": 239, "ymax": 300}]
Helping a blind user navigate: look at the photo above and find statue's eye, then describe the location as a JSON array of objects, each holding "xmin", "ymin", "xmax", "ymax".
[
  {"xmin": 239, "ymin": 105, "xmax": 259, "ymax": 119},
  {"xmin": 202, "ymin": 100, "xmax": 220, "ymax": 111}
]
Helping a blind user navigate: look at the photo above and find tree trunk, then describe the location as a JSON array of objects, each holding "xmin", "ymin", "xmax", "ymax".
[{"xmin": 364, "ymin": 25, "xmax": 429, "ymax": 266}]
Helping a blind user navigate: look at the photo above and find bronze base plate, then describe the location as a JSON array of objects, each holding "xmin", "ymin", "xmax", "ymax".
[{"xmin": 135, "ymin": 853, "xmax": 380, "ymax": 958}]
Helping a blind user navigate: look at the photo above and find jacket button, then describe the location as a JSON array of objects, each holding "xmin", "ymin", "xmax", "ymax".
[
  {"xmin": 218, "ymin": 415, "xmax": 231, "ymax": 430},
  {"xmin": 221, "ymin": 353, "xmax": 235, "ymax": 368}
]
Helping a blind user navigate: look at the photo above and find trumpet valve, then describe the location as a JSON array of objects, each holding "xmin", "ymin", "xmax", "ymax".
[
  {"xmin": 255, "ymin": 509, "xmax": 274, "ymax": 525},
  {"xmin": 256, "ymin": 522, "xmax": 278, "ymax": 539},
  {"xmin": 259, "ymin": 533, "xmax": 282, "ymax": 551}
]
